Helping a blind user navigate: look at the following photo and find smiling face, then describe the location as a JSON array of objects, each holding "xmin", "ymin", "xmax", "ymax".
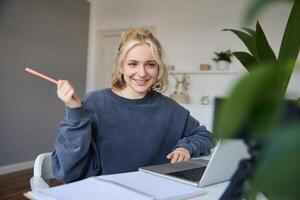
[{"xmin": 119, "ymin": 44, "xmax": 159, "ymax": 99}]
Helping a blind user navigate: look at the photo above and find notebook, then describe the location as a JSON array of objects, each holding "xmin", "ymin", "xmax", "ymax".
[{"xmin": 25, "ymin": 171, "xmax": 207, "ymax": 200}]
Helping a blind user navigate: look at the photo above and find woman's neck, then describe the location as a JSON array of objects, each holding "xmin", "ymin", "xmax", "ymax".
[{"xmin": 112, "ymin": 87, "xmax": 147, "ymax": 99}]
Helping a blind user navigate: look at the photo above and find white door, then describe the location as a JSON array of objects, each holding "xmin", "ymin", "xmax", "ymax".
[{"xmin": 96, "ymin": 30, "xmax": 124, "ymax": 89}]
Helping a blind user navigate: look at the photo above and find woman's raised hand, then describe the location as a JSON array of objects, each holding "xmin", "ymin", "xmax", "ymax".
[{"xmin": 57, "ymin": 80, "xmax": 81, "ymax": 108}]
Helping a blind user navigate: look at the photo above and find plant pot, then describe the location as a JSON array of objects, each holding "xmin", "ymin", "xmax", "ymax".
[{"xmin": 216, "ymin": 61, "xmax": 230, "ymax": 71}]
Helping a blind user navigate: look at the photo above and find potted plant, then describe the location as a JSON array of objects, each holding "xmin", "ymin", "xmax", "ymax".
[
  {"xmin": 212, "ymin": 50, "xmax": 233, "ymax": 70},
  {"xmin": 215, "ymin": 0, "xmax": 300, "ymax": 199}
]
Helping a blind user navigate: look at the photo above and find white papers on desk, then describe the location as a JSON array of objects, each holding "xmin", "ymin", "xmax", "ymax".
[
  {"xmin": 100, "ymin": 171, "xmax": 206, "ymax": 200},
  {"xmin": 27, "ymin": 171, "xmax": 206, "ymax": 200},
  {"xmin": 27, "ymin": 177, "xmax": 152, "ymax": 200}
]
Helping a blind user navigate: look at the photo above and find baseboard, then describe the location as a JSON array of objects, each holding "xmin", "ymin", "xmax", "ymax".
[{"xmin": 0, "ymin": 160, "xmax": 34, "ymax": 175}]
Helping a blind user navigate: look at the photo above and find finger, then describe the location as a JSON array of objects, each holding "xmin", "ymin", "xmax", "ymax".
[
  {"xmin": 57, "ymin": 80, "xmax": 66, "ymax": 90},
  {"xmin": 171, "ymin": 153, "xmax": 180, "ymax": 164},
  {"xmin": 167, "ymin": 152, "xmax": 173, "ymax": 159},
  {"xmin": 57, "ymin": 81, "xmax": 63, "ymax": 92},
  {"xmin": 63, "ymin": 86, "xmax": 72, "ymax": 97},
  {"xmin": 57, "ymin": 85, "xmax": 69, "ymax": 100},
  {"xmin": 64, "ymin": 88, "xmax": 75, "ymax": 101},
  {"xmin": 183, "ymin": 154, "xmax": 190, "ymax": 161},
  {"xmin": 57, "ymin": 85, "xmax": 72, "ymax": 101},
  {"xmin": 57, "ymin": 81, "xmax": 69, "ymax": 97},
  {"xmin": 176, "ymin": 148, "xmax": 190, "ymax": 161},
  {"xmin": 176, "ymin": 152, "xmax": 185, "ymax": 163},
  {"xmin": 59, "ymin": 81, "xmax": 73, "ymax": 97}
]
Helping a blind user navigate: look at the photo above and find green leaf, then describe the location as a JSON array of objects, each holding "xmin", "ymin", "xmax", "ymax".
[
  {"xmin": 233, "ymin": 51, "xmax": 258, "ymax": 71},
  {"xmin": 251, "ymin": 123, "xmax": 300, "ymax": 199},
  {"xmin": 278, "ymin": 0, "xmax": 300, "ymax": 93},
  {"xmin": 223, "ymin": 29, "xmax": 259, "ymax": 60},
  {"xmin": 243, "ymin": 0, "xmax": 274, "ymax": 24},
  {"xmin": 255, "ymin": 22, "xmax": 277, "ymax": 63},
  {"xmin": 214, "ymin": 65, "xmax": 285, "ymax": 140},
  {"xmin": 242, "ymin": 27, "xmax": 256, "ymax": 37}
]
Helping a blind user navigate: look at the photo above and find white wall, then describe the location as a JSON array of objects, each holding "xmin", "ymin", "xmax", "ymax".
[{"xmin": 86, "ymin": 0, "xmax": 299, "ymax": 103}]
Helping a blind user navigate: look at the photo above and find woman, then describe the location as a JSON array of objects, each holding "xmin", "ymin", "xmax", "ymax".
[{"xmin": 52, "ymin": 28, "xmax": 215, "ymax": 183}]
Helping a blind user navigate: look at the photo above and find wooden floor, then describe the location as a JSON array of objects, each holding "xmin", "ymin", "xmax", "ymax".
[{"xmin": 0, "ymin": 169, "xmax": 62, "ymax": 200}]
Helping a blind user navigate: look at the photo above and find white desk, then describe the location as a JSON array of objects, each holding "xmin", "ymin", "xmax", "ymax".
[
  {"xmin": 26, "ymin": 154, "xmax": 229, "ymax": 200},
  {"xmin": 189, "ymin": 181, "xmax": 229, "ymax": 199},
  {"xmin": 26, "ymin": 172, "xmax": 229, "ymax": 200}
]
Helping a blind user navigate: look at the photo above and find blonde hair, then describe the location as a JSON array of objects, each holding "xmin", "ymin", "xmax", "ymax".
[{"xmin": 111, "ymin": 28, "xmax": 168, "ymax": 92}]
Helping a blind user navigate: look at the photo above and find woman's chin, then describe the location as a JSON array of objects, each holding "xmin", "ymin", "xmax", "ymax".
[{"xmin": 132, "ymin": 85, "xmax": 150, "ymax": 94}]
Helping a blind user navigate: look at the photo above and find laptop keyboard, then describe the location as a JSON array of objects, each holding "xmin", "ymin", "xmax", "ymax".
[{"xmin": 166, "ymin": 167, "xmax": 207, "ymax": 182}]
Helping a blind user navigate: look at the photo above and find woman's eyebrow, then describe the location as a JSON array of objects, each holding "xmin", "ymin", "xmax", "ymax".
[
  {"xmin": 127, "ymin": 60, "xmax": 138, "ymax": 62},
  {"xmin": 146, "ymin": 60, "xmax": 157, "ymax": 63},
  {"xmin": 127, "ymin": 60, "xmax": 156, "ymax": 63}
]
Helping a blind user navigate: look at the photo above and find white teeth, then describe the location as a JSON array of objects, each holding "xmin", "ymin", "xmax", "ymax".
[
  {"xmin": 135, "ymin": 79, "xmax": 147, "ymax": 83},
  {"xmin": 134, "ymin": 79, "xmax": 148, "ymax": 85}
]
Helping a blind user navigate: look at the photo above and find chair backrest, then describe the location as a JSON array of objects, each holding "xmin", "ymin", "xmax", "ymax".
[
  {"xmin": 30, "ymin": 152, "xmax": 55, "ymax": 190},
  {"xmin": 33, "ymin": 152, "xmax": 55, "ymax": 180}
]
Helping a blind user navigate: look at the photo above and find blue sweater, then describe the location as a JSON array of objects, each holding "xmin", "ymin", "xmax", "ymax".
[{"xmin": 52, "ymin": 89, "xmax": 215, "ymax": 183}]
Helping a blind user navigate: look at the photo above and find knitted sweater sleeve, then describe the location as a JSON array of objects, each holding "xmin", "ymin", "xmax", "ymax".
[
  {"xmin": 175, "ymin": 114, "xmax": 216, "ymax": 157},
  {"xmin": 51, "ymin": 97, "xmax": 100, "ymax": 183}
]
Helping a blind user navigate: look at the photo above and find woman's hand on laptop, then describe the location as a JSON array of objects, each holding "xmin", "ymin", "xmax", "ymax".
[{"xmin": 167, "ymin": 147, "xmax": 191, "ymax": 164}]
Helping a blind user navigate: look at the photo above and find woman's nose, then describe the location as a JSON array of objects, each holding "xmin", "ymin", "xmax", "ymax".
[{"xmin": 137, "ymin": 66, "xmax": 146, "ymax": 77}]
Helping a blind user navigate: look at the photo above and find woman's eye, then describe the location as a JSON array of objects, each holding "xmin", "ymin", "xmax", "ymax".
[
  {"xmin": 128, "ymin": 63, "xmax": 137, "ymax": 67},
  {"xmin": 146, "ymin": 63, "xmax": 157, "ymax": 68}
]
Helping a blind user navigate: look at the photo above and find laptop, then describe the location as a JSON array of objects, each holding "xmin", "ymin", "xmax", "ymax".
[
  {"xmin": 139, "ymin": 139, "xmax": 249, "ymax": 187},
  {"xmin": 139, "ymin": 98, "xmax": 250, "ymax": 187}
]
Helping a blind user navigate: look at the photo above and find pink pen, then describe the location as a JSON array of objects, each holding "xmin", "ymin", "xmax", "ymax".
[{"xmin": 25, "ymin": 67, "xmax": 58, "ymax": 84}]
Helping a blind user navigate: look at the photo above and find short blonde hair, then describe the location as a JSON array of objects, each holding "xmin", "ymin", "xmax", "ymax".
[{"xmin": 111, "ymin": 28, "xmax": 168, "ymax": 92}]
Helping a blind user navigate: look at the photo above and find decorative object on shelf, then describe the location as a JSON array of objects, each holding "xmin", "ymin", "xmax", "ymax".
[
  {"xmin": 200, "ymin": 96, "xmax": 210, "ymax": 105},
  {"xmin": 167, "ymin": 64, "xmax": 175, "ymax": 71},
  {"xmin": 199, "ymin": 64, "xmax": 211, "ymax": 71},
  {"xmin": 213, "ymin": 50, "xmax": 233, "ymax": 71},
  {"xmin": 169, "ymin": 73, "xmax": 190, "ymax": 104}
]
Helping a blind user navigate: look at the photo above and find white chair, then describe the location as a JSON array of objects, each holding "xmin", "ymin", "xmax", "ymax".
[{"xmin": 30, "ymin": 152, "xmax": 55, "ymax": 191}]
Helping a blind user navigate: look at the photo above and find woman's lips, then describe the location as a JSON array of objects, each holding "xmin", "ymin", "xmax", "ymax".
[{"xmin": 133, "ymin": 79, "xmax": 149, "ymax": 86}]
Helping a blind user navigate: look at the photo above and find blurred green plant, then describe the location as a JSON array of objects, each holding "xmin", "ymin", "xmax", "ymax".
[
  {"xmin": 252, "ymin": 122, "xmax": 300, "ymax": 199},
  {"xmin": 215, "ymin": 0, "xmax": 300, "ymax": 198},
  {"xmin": 243, "ymin": 0, "xmax": 295, "ymax": 25},
  {"xmin": 223, "ymin": 21, "xmax": 276, "ymax": 72}
]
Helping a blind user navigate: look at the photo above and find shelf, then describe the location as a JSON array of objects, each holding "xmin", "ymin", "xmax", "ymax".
[{"xmin": 168, "ymin": 70, "xmax": 239, "ymax": 75}]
